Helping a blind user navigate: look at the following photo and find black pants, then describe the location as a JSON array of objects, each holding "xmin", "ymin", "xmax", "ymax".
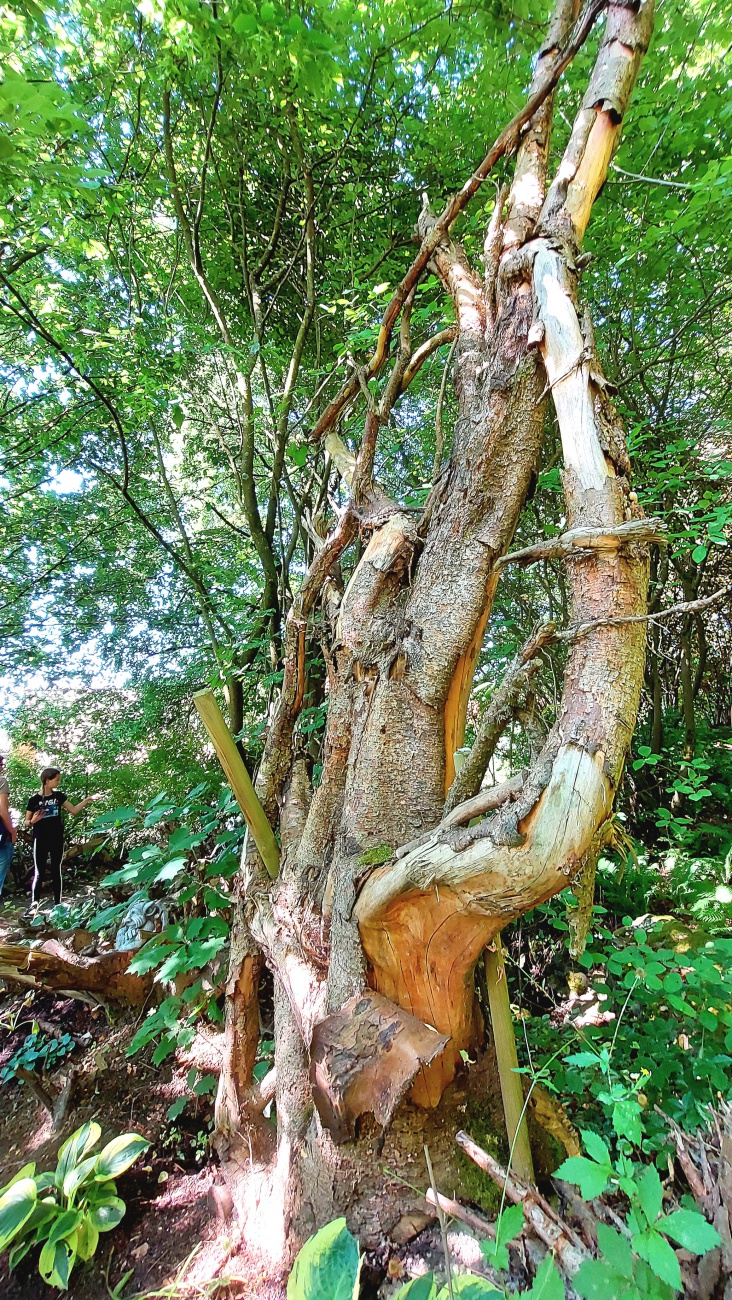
[{"xmin": 32, "ymin": 838, "xmax": 64, "ymax": 905}]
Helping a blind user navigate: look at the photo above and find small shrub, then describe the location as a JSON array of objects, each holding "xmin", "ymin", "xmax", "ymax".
[
  {"xmin": 1, "ymin": 1031, "xmax": 76, "ymax": 1084},
  {"xmin": 0, "ymin": 1122, "xmax": 148, "ymax": 1290}
]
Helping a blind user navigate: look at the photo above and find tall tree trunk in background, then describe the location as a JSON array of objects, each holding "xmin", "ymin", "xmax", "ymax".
[{"xmin": 216, "ymin": 0, "xmax": 657, "ymax": 1258}]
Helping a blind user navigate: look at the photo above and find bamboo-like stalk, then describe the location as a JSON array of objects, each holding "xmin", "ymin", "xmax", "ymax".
[
  {"xmin": 193, "ymin": 689, "xmax": 280, "ymax": 879},
  {"xmin": 449, "ymin": 743, "xmax": 534, "ymax": 1180},
  {"xmin": 484, "ymin": 938, "xmax": 534, "ymax": 1184}
]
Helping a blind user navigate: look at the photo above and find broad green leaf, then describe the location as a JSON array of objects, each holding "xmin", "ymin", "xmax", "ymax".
[
  {"xmin": 574, "ymin": 1258, "xmax": 633, "ymax": 1300},
  {"xmin": 0, "ymin": 1177, "xmax": 37, "ymax": 1251},
  {"xmin": 47, "ymin": 1208, "xmax": 82, "ymax": 1246},
  {"xmin": 596, "ymin": 1224, "xmax": 633, "ymax": 1280},
  {"xmin": 660, "ymin": 1209, "xmax": 721, "ymax": 1254},
  {"xmin": 55, "ymin": 1122, "xmax": 101, "ymax": 1189},
  {"xmin": 39, "ymin": 1237, "xmax": 75, "ymax": 1290},
  {"xmin": 635, "ymin": 1166, "xmax": 664, "ymax": 1225},
  {"xmin": 287, "ymin": 1218, "xmax": 360, "ymax": 1300},
  {"xmin": 90, "ymin": 1196, "xmax": 126, "ymax": 1231},
  {"xmin": 579, "ymin": 1131, "xmax": 611, "ymax": 1169},
  {"xmin": 481, "ymin": 1202, "xmax": 524, "ymax": 1270},
  {"xmin": 611, "ymin": 1099, "xmax": 643, "ymax": 1146},
  {"xmin": 554, "ymin": 1157, "xmax": 610, "ymax": 1200},
  {"xmin": 8, "ymin": 1233, "xmax": 36, "ymax": 1270},
  {"xmin": 523, "ymin": 1254, "xmax": 564, "ymax": 1299},
  {"xmin": 94, "ymin": 1134, "xmax": 148, "ymax": 1181},
  {"xmin": 392, "ymin": 1277, "xmax": 437, "ymax": 1300},
  {"xmin": 632, "ymin": 1229, "xmax": 681, "ymax": 1290},
  {"xmin": 76, "ymin": 1215, "xmax": 100, "ymax": 1261},
  {"xmin": 63, "ymin": 1155, "xmax": 98, "ymax": 1200}
]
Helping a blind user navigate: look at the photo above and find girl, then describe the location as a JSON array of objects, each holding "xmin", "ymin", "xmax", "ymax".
[{"xmin": 26, "ymin": 768, "xmax": 101, "ymax": 907}]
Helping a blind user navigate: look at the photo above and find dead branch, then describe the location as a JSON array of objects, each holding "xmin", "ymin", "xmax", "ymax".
[
  {"xmin": 493, "ymin": 518, "xmax": 667, "ymax": 572},
  {"xmin": 244, "ymin": 1067, "xmax": 277, "ymax": 1115},
  {"xmin": 424, "ymin": 1188, "xmax": 496, "ymax": 1241},
  {"xmin": 455, "ymin": 1130, "xmax": 588, "ymax": 1276},
  {"xmin": 0, "ymin": 941, "xmax": 151, "ymax": 1007},
  {"xmin": 554, "ymin": 584, "xmax": 732, "ymax": 641},
  {"xmin": 394, "ymin": 773, "xmax": 525, "ymax": 861}
]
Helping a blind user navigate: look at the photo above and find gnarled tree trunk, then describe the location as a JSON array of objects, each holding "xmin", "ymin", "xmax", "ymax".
[{"xmin": 215, "ymin": 0, "xmax": 656, "ymax": 1263}]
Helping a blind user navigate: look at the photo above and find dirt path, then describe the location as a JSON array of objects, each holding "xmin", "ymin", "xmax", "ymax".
[{"xmin": 0, "ymin": 882, "xmax": 286, "ymax": 1299}]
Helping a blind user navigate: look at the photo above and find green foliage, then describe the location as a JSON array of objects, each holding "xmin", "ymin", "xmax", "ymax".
[
  {"xmin": 285, "ymin": 1216, "xmax": 568, "ymax": 1298},
  {"xmin": 558, "ymin": 1135, "xmax": 721, "ymax": 1297},
  {"xmin": 87, "ymin": 783, "xmax": 239, "ymax": 1061},
  {"xmin": 1, "ymin": 1030, "xmax": 77, "ymax": 1083},
  {"xmin": 287, "ymin": 1218, "xmax": 361, "ymax": 1300},
  {"xmin": 0, "ymin": 1122, "xmax": 147, "ymax": 1290},
  {"xmin": 524, "ymin": 916, "xmax": 732, "ymax": 1150},
  {"xmin": 480, "ymin": 1203, "xmax": 524, "ymax": 1272}
]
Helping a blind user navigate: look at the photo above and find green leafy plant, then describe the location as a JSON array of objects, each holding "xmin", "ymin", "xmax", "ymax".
[
  {"xmin": 87, "ymin": 786, "xmax": 238, "ymax": 1063},
  {"xmin": 285, "ymin": 1216, "xmax": 564, "ymax": 1299},
  {"xmin": 523, "ymin": 920, "xmax": 732, "ymax": 1151},
  {"xmin": 557, "ymin": 1131, "xmax": 720, "ymax": 1298},
  {"xmin": 0, "ymin": 1122, "xmax": 148, "ymax": 1290},
  {"xmin": 1, "ymin": 1030, "xmax": 77, "ymax": 1084}
]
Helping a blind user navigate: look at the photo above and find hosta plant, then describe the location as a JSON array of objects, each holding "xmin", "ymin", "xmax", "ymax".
[{"xmin": 0, "ymin": 1122, "xmax": 148, "ymax": 1290}]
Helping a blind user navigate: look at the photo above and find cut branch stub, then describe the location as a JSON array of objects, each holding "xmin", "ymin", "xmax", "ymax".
[{"xmin": 309, "ymin": 990, "xmax": 449, "ymax": 1142}]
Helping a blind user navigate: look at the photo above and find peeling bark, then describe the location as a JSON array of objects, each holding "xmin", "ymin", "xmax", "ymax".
[{"xmin": 218, "ymin": 0, "xmax": 658, "ymax": 1249}]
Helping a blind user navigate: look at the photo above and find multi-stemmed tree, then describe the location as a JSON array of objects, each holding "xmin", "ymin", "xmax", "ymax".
[{"xmin": 214, "ymin": 0, "xmax": 660, "ymax": 1248}]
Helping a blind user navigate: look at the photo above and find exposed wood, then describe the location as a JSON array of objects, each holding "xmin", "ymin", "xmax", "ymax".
[
  {"xmin": 484, "ymin": 939, "xmax": 534, "ymax": 1184},
  {"xmin": 539, "ymin": 1, "xmax": 655, "ymax": 244},
  {"xmin": 443, "ymin": 585, "xmax": 496, "ymax": 793},
  {"xmin": 534, "ymin": 243, "xmax": 609, "ymax": 490},
  {"xmin": 215, "ymin": 942, "xmax": 263, "ymax": 1138},
  {"xmin": 193, "ymin": 688, "xmax": 280, "ymax": 879},
  {"xmin": 424, "ymin": 1188, "xmax": 497, "ymax": 1241},
  {"xmin": 310, "ymin": 990, "xmax": 449, "ymax": 1141},
  {"xmin": 493, "ymin": 517, "xmax": 667, "ymax": 571},
  {"xmin": 0, "ymin": 940, "xmax": 151, "ymax": 1006},
  {"xmin": 444, "ymin": 622, "xmax": 554, "ymax": 814},
  {"xmin": 356, "ymin": 209, "xmax": 651, "ymax": 1101},
  {"xmin": 324, "ymin": 431, "xmax": 356, "ymax": 487}
]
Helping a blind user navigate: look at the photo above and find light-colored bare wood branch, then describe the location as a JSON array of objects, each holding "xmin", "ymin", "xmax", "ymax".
[{"xmin": 493, "ymin": 517, "xmax": 667, "ymax": 571}]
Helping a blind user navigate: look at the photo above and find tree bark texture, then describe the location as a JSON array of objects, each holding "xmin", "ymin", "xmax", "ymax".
[{"xmin": 218, "ymin": 0, "xmax": 657, "ymax": 1252}]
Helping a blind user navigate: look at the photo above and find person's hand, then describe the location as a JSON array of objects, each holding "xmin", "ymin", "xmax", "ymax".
[
  {"xmin": 87, "ymin": 793, "xmax": 104, "ymax": 805},
  {"xmin": 31, "ymin": 811, "xmax": 45, "ymax": 824}
]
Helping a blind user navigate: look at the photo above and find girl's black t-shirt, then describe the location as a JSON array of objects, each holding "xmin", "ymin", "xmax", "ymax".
[{"xmin": 26, "ymin": 791, "xmax": 67, "ymax": 843}]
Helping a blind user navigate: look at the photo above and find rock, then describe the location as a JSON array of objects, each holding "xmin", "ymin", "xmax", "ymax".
[
  {"xmin": 208, "ymin": 1183, "xmax": 234, "ymax": 1222},
  {"xmin": 389, "ymin": 1211, "xmax": 434, "ymax": 1245}
]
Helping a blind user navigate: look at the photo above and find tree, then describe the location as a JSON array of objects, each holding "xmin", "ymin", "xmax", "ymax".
[
  {"xmin": 2, "ymin": 0, "xmax": 731, "ymax": 1263},
  {"xmin": 211, "ymin": 0, "xmax": 664, "ymax": 1248}
]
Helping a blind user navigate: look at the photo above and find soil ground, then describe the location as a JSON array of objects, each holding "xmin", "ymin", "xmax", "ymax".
[
  {"xmin": 0, "ymin": 873, "xmax": 287, "ymax": 1300},
  {"xmin": 0, "ymin": 865, "xmax": 537, "ymax": 1300}
]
